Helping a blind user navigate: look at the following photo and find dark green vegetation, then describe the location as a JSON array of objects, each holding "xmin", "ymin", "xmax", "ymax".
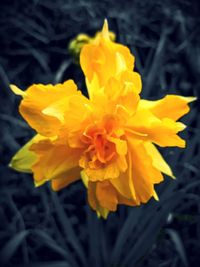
[{"xmin": 0, "ymin": 0, "xmax": 199, "ymax": 266}]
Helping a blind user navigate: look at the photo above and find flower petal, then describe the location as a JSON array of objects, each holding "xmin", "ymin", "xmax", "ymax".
[
  {"xmin": 9, "ymin": 135, "xmax": 44, "ymax": 173},
  {"xmin": 127, "ymin": 137, "xmax": 164, "ymax": 203},
  {"xmin": 108, "ymin": 137, "xmax": 127, "ymax": 155},
  {"xmin": 30, "ymin": 139, "xmax": 81, "ymax": 187},
  {"xmin": 104, "ymin": 71, "xmax": 141, "ymax": 116},
  {"xmin": 80, "ymin": 21, "xmax": 134, "ymax": 89},
  {"xmin": 10, "ymin": 84, "xmax": 26, "ymax": 97},
  {"xmin": 51, "ymin": 167, "xmax": 81, "ymax": 191},
  {"xmin": 84, "ymin": 160, "xmax": 121, "ymax": 181},
  {"xmin": 110, "ymin": 151, "xmax": 136, "ymax": 200},
  {"xmin": 13, "ymin": 80, "xmax": 79, "ymax": 137},
  {"xmin": 140, "ymin": 95, "xmax": 196, "ymax": 121},
  {"xmin": 144, "ymin": 142, "xmax": 175, "ymax": 178},
  {"xmin": 96, "ymin": 180, "xmax": 118, "ymax": 211},
  {"xmin": 127, "ymin": 108, "xmax": 186, "ymax": 147},
  {"xmin": 88, "ymin": 181, "xmax": 109, "ymax": 219}
]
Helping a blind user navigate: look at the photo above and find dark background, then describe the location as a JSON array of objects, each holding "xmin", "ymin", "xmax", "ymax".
[{"xmin": 0, "ymin": 0, "xmax": 200, "ymax": 266}]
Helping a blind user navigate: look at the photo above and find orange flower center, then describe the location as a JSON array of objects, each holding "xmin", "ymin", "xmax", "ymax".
[
  {"xmin": 78, "ymin": 115, "xmax": 125, "ymax": 171},
  {"xmin": 80, "ymin": 125, "xmax": 117, "ymax": 169}
]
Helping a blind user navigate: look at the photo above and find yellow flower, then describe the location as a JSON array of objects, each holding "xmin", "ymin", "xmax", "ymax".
[{"xmin": 10, "ymin": 21, "xmax": 196, "ymax": 218}]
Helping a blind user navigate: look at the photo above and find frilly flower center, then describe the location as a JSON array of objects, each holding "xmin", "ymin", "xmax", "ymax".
[
  {"xmin": 79, "ymin": 115, "xmax": 125, "ymax": 170},
  {"xmin": 80, "ymin": 126, "xmax": 116, "ymax": 169}
]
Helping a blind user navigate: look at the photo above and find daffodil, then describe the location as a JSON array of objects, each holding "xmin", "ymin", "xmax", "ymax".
[{"xmin": 10, "ymin": 20, "xmax": 196, "ymax": 218}]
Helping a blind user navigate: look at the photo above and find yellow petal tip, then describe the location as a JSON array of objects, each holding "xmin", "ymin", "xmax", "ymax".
[
  {"xmin": 10, "ymin": 84, "xmax": 26, "ymax": 97},
  {"xmin": 81, "ymin": 170, "xmax": 89, "ymax": 188},
  {"xmin": 102, "ymin": 19, "xmax": 109, "ymax": 39},
  {"xmin": 34, "ymin": 179, "xmax": 46, "ymax": 187},
  {"xmin": 97, "ymin": 209, "xmax": 109, "ymax": 219},
  {"xmin": 153, "ymin": 190, "xmax": 159, "ymax": 201},
  {"xmin": 186, "ymin": 96, "xmax": 197, "ymax": 103}
]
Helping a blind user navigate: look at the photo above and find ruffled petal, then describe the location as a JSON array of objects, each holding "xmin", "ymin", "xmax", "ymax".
[
  {"xmin": 108, "ymin": 137, "xmax": 127, "ymax": 155},
  {"xmin": 9, "ymin": 134, "xmax": 45, "ymax": 173},
  {"xmin": 51, "ymin": 166, "xmax": 81, "ymax": 191},
  {"xmin": 104, "ymin": 71, "xmax": 141, "ymax": 116},
  {"xmin": 30, "ymin": 139, "xmax": 81, "ymax": 187},
  {"xmin": 110, "ymin": 151, "xmax": 136, "ymax": 200},
  {"xmin": 87, "ymin": 181, "xmax": 109, "ymax": 219},
  {"xmin": 144, "ymin": 142, "xmax": 174, "ymax": 178},
  {"xmin": 140, "ymin": 95, "xmax": 197, "ymax": 121},
  {"xmin": 126, "ymin": 108, "xmax": 186, "ymax": 147},
  {"xmin": 127, "ymin": 137, "xmax": 164, "ymax": 203},
  {"xmin": 87, "ymin": 71, "xmax": 141, "ymax": 121},
  {"xmin": 11, "ymin": 80, "xmax": 79, "ymax": 137},
  {"xmin": 83, "ymin": 156, "xmax": 126, "ymax": 181},
  {"xmin": 80, "ymin": 20, "xmax": 134, "ymax": 90},
  {"xmin": 88, "ymin": 178, "xmax": 138, "ymax": 216},
  {"xmin": 96, "ymin": 180, "xmax": 118, "ymax": 211}
]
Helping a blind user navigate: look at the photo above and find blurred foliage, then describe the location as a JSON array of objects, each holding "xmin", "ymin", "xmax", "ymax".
[{"xmin": 0, "ymin": 0, "xmax": 200, "ymax": 266}]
